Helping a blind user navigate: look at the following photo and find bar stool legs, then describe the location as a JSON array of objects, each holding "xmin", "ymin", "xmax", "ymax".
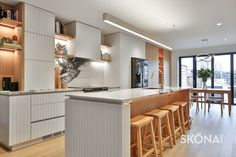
[
  {"xmin": 145, "ymin": 109, "xmax": 173, "ymax": 157},
  {"xmin": 160, "ymin": 105, "xmax": 183, "ymax": 145},
  {"xmin": 131, "ymin": 115, "xmax": 158, "ymax": 157}
]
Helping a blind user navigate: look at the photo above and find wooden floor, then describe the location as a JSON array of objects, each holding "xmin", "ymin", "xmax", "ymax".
[{"xmin": 0, "ymin": 104, "xmax": 235, "ymax": 157}]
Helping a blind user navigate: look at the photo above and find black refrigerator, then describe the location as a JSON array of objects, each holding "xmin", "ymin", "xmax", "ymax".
[{"xmin": 131, "ymin": 57, "xmax": 148, "ymax": 88}]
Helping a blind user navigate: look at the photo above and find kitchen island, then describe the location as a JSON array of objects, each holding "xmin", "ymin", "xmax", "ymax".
[{"xmin": 65, "ymin": 87, "xmax": 190, "ymax": 157}]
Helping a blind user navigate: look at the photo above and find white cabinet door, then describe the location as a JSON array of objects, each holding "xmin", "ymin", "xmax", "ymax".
[
  {"xmin": 25, "ymin": 3, "xmax": 55, "ymax": 37},
  {"xmin": 31, "ymin": 93, "xmax": 65, "ymax": 105},
  {"xmin": 9, "ymin": 96, "xmax": 31, "ymax": 146},
  {"xmin": 31, "ymin": 117, "xmax": 65, "ymax": 140},
  {"xmin": 24, "ymin": 60, "xmax": 55, "ymax": 90},
  {"xmin": 25, "ymin": 32, "xmax": 54, "ymax": 62}
]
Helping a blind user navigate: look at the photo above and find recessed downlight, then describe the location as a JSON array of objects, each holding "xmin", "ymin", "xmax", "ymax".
[
  {"xmin": 216, "ymin": 23, "xmax": 222, "ymax": 26},
  {"xmin": 224, "ymin": 38, "xmax": 228, "ymax": 41}
]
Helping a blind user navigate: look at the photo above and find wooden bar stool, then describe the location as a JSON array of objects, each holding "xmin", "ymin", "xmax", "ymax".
[
  {"xmin": 160, "ymin": 105, "xmax": 183, "ymax": 145},
  {"xmin": 131, "ymin": 115, "xmax": 158, "ymax": 157},
  {"xmin": 172, "ymin": 101, "xmax": 191, "ymax": 134},
  {"xmin": 145, "ymin": 109, "xmax": 173, "ymax": 157}
]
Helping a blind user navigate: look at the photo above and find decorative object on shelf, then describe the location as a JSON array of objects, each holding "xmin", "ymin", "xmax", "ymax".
[
  {"xmin": 0, "ymin": 36, "xmax": 21, "ymax": 51},
  {"xmin": 55, "ymin": 20, "xmax": 66, "ymax": 35},
  {"xmin": 101, "ymin": 53, "xmax": 111, "ymax": 62},
  {"xmin": 101, "ymin": 44, "xmax": 111, "ymax": 62},
  {"xmin": 0, "ymin": 7, "xmax": 18, "ymax": 20},
  {"xmin": 1, "ymin": 36, "xmax": 12, "ymax": 43},
  {"xmin": 55, "ymin": 42, "xmax": 68, "ymax": 54},
  {"xmin": 12, "ymin": 35, "xmax": 17, "ymax": 44},
  {"xmin": 55, "ymin": 66, "xmax": 62, "ymax": 89},
  {"xmin": 197, "ymin": 68, "xmax": 213, "ymax": 88}
]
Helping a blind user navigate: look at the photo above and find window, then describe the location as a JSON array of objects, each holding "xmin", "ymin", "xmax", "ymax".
[{"xmin": 179, "ymin": 53, "xmax": 236, "ymax": 105}]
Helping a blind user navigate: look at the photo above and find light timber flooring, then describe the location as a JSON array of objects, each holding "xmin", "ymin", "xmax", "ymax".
[{"xmin": 0, "ymin": 104, "xmax": 235, "ymax": 157}]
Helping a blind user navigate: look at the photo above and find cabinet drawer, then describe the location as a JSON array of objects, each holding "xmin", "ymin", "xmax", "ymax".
[
  {"xmin": 31, "ymin": 93, "xmax": 66, "ymax": 106},
  {"xmin": 31, "ymin": 117, "xmax": 65, "ymax": 140},
  {"xmin": 31, "ymin": 102, "xmax": 65, "ymax": 122}
]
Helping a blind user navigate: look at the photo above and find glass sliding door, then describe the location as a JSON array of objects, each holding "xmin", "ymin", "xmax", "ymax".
[
  {"xmin": 214, "ymin": 55, "xmax": 231, "ymax": 101},
  {"xmin": 179, "ymin": 57, "xmax": 194, "ymax": 87},
  {"xmin": 214, "ymin": 55, "xmax": 231, "ymax": 89}
]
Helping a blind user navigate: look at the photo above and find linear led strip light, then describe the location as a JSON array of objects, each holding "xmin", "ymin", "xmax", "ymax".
[{"xmin": 103, "ymin": 13, "xmax": 172, "ymax": 50}]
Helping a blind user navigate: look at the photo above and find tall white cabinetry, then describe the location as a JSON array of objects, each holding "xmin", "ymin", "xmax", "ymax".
[
  {"xmin": 67, "ymin": 22, "xmax": 101, "ymax": 60},
  {"xmin": 24, "ymin": 4, "xmax": 55, "ymax": 90}
]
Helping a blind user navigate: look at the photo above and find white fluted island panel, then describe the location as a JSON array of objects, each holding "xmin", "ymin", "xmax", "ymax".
[{"xmin": 65, "ymin": 98, "xmax": 130, "ymax": 157}]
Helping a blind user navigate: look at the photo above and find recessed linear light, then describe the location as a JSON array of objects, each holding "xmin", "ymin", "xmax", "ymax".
[
  {"xmin": 216, "ymin": 23, "xmax": 222, "ymax": 26},
  {"xmin": 103, "ymin": 13, "xmax": 172, "ymax": 50}
]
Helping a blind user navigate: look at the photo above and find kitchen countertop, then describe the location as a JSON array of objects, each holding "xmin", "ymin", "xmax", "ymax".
[
  {"xmin": 67, "ymin": 87, "xmax": 190, "ymax": 104},
  {"xmin": 0, "ymin": 88, "xmax": 83, "ymax": 96}
]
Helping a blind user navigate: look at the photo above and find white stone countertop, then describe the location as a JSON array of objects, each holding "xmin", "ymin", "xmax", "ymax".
[
  {"xmin": 67, "ymin": 87, "xmax": 190, "ymax": 104},
  {"xmin": 0, "ymin": 88, "xmax": 82, "ymax": 96}
]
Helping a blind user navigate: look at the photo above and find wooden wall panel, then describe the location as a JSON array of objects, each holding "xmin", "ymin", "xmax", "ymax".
[{"xmin": 131, "ymin": 89, "xmax": 190, "ymax": 117}]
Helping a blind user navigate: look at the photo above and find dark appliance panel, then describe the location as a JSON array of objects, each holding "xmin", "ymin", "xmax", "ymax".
[
  {"xmin": 2, "ymin": 77, "xmax": 11, "ymax": 91},
  {"xmin": 131, "ymin": 58, "xmax": 148, "ymax": 88}
]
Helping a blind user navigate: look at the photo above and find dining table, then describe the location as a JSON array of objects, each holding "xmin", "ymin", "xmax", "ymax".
[{"xmin": 190, "ymin": 88, "xmax": 232, "ymax": 116}]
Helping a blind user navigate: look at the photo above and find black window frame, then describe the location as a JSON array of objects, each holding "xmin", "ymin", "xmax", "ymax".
[{"xmin": 179, "ymin": 52, "xmax": 236, "ymax": 105}]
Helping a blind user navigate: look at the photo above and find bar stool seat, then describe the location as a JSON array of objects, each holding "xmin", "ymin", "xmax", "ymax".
[
  {"xmin": 131, "ymin": 115, "xmax": 158, "ymax": 157},
  {"xmin": 172, "ymin": 101, "xmax": 191, "ymax": 134},
  {"xmin": 161, "ymin": 105, "xmax": 179, "ymax": 112},
  {"xmin": 145, "ymin": 109, "xmax": 173, "ymax": 157},
  {"xmin": 160, "ymin": 105, "xmax": 183, "ymax": 145}
]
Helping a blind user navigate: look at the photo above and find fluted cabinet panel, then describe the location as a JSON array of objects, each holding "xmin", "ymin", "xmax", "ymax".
[
  {"xmin": 24, "ymin": 60, "xmax": 54, "ymax": 90},
  {"xmin": 65, "ymin": 99, "xmax": 130, "ymax": 157},
  {"xmin": 25, "ymin": 32, "xmax": 54, "ymax": 62},
  {"xmin": 25, "ymin": 3, "xmax": 55, "ymax": 37},
  {"xmin": 9, "ymin": 96, "xmax": 31, "ymax": 146}
]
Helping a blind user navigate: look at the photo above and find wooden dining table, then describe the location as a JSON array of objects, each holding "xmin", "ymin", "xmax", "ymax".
[{"xmin": 190, "ymin": 88, "xmax": 232, "ymax": 116}]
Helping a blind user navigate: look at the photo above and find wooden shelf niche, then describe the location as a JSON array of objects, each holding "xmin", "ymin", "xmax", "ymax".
[{"xmin": 0, "ymin": 2, "xmax": 24, "ymax": 90}]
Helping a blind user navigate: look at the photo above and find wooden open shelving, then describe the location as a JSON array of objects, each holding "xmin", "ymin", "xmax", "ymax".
[
  {"xmin": 0, "ymin": 43, "xmax": 22, "ymax": 52},
  {"xmin": 55, "ymin": 34, "xmax": 73, "ymax": 41},
  {"xmin": 55, "ymin": 53, "xmax": 74, "ymax": 58},
  {"xmin": 0, "ymin": 18, "xmax": 22, "ymax": 28},
  {"xmin": 0, "ymin": 2, "xmax": 24, "ymax": 91}
]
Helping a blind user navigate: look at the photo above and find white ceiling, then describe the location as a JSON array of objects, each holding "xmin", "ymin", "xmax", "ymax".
[{"xmin": 2, "ymin": 0, "xmax": 236, "ymax": 50}]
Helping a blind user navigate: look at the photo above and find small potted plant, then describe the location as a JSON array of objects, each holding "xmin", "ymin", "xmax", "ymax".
[{"xmin": 197, "ymin": 68, "xmax": 212, "ymax": 88}]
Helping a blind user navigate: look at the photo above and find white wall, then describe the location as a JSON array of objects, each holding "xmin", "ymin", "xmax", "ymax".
[
  {"xmin": 171, "ymin": 44, "xmax": 236, "ymax": 86},
  {"xmin": 104, "ymin": 33, "xmax": 146, "ymax": 88}
]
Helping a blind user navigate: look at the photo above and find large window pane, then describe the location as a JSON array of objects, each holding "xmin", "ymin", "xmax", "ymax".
[
  {"xmin": 180, "ymin": 58, "xmax": 193, "ymax": 87},
  {"xmin": 196, "ymin": 57, "xmax": 212, "ymax": 88},
  {"xmin": 214, "ymin": 55, "xmax": 231, "ymax": 102}
]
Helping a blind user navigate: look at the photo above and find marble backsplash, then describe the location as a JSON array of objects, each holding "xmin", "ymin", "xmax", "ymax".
[{"xmin": 55, "ymin": 57, "xmax": 105, "ymax": 87}]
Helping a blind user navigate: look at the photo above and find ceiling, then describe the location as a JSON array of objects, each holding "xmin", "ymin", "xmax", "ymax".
[{"xmin": 2, "ymin": 0, "xmax": 236, "ymax": 50}]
